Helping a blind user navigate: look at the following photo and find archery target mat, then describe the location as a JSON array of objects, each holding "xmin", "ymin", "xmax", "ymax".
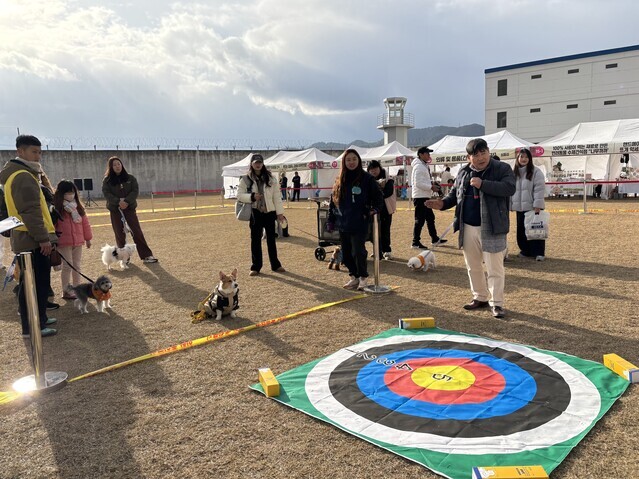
[{"xmin": 250, "ymin": 328, "xmax": 630, "ymax": 479}]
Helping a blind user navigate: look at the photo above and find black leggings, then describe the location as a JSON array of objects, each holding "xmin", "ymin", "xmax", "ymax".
[{"xmin": 340, "ymin": 231, "xmax": 368, "ymax": 278}]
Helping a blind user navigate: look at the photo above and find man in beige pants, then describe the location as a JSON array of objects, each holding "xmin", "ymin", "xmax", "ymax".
[{"xmin": 426, "ymin": 139, "xmax": 515, "ymax": 319}]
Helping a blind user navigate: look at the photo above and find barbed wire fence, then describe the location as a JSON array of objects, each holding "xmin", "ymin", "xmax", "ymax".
[{"xmin": 0, "ymin": 134, "xmax": 316, "ymax": 151}]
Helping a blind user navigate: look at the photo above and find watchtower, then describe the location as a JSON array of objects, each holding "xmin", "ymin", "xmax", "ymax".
[{"xmin": 376, "ymin": 97, "xmax": 414, "ymax": 146}]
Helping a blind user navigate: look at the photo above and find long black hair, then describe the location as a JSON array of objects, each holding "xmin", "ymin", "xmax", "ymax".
[
  {"xmin": 514, "ymin": 148, "xmax": 534, "ymax": 181},
  {"xmin": 332, "ymin": 149, "xmax": 364, "ymax": 207},
  {"xmin": 104, "ymin": 156, "xmax": 130, "ymax": 184},
  {"xmin": 246, "ymin": 154, "xmax": 273, "ymax": 187}
]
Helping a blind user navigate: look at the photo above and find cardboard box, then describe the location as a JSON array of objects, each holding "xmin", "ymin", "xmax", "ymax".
[
  {"xmin": 258, "ymin": 368, "xmax": 280, "ymax": 397},
  {"xmin": 399, "ymin": 317, "xmax": 436, "ymax": 329},
  {"xmin": 603, "ymin": 354, "xmax": 639, "ymax": 383},
  {"xmin": 472, "ymin": 465, "xmax": 548, "ymax": 479}
]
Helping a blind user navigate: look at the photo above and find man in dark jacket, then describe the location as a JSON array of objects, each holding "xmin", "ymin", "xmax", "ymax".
[
  {"xmin": 0, "ymin": 135, "xmax": 58, "ymax": 337},
  {"xmin": 426, "ymin": 139, "xmax": 515, "ymax": 319}
]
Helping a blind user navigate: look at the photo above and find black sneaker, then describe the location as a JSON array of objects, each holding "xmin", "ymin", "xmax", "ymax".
[
  {"xmin": 411, "ymin": 242, "xmax": 429, "ymax": 250},
  {"xmin": 432, "ymin": 238, "xmax": 448, "ymax": 245},
  {"xmin": 46, "ymin": 301, "xmax": 60, "ymax": 311},
  {"xmin": 492, "ymin": 306, "xmax": 506, "ymax": 319}
]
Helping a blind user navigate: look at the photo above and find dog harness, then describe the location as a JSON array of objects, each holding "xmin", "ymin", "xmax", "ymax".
[
  {"xmin": 91, "ymin": 286, "xmax": 112, "ymax": 302},
  {"xmin": 209, "ymin": 286, "xmax": 239, "ymax": 313}
]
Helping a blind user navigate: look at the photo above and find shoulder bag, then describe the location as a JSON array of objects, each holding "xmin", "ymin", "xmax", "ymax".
[{"xmin": 235, "ymin": 176, "xmax": 254, "ymax": 221}]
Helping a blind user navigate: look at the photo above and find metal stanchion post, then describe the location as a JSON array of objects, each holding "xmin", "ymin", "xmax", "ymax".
[
  {"xmin": 172, "ymin": 191, "xmax": 176, "ymax": 212},
  {"xmin": 12, "ymin": 253, "xmax": 67, "ymax": 395},
  {"xmin": 151, "ymin": 192, "xmax": 155, "ymax": 213},
  {"xmin": 580, "ymin": 178, "xmax": 591, "ymax": 215},
  {"xmin": 194, "ymin": 191, "xmax": 197, "ymax": 210},
  {"xmin": 364, "ymin": 214, "xmax": 392, "ymax": 294}
]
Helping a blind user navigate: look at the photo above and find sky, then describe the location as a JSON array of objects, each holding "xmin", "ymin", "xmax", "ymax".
[{"xmin": 0, "ymin": 0, "xmax": 638, "ymax": 148}]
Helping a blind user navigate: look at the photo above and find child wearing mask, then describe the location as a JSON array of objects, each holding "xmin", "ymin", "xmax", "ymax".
[{"xmin": 53, "ymin": 180, "xmax": 93, "ymax": 299}]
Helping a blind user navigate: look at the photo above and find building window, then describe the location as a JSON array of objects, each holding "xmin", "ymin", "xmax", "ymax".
[
  {"xmin": 530, "ymin": 108, "xmax": 541, "ymax": 113},
  {"xmin": 567, "ymin": 104, "xmax": 578, "ymax": 109},
  {"xmin": 497, "ymin": 111, "xmax": 507, "ymax": 128},
  {"xmin": 605, "ymin": 63, "xmax": 618, "ymax": 69},
  {"xmin": 531, "ymin": 74, "xmax": 542, "ymax": 79},
  {"xmin": 568, "ymin": 68, "xmax": 579, "ymax": 74},
  {"xmin": 497, "ymin": 79, "xmax": 507, "ymax": 97},
  {"xmin": 604, "ymin": 100, "xmax": 617, "ymax": 105}
]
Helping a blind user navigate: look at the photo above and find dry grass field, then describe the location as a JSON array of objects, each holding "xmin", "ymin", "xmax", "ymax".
[{"xmin": 1, "ymin": 195, "xmax": 638, "ymax": 479}]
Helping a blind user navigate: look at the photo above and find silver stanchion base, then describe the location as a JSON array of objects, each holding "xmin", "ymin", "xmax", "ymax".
[
  {"xmin": 13, "ymin": 371, "xmax": 68, "ymax": 395},
  {"xmin": 363, "ymin": 285, "xmax": 393, "ymax": 294}
]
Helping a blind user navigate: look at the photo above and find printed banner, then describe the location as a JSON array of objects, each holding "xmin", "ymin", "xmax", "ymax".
[{"xmin": 251, "ymin": 328, "xmax": 629, "ymax": 479}]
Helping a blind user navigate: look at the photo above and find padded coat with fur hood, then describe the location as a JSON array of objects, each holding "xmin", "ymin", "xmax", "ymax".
[
  {"xmin": 0, "ymin": 158, "xmax": 58, "ymax": 252},
  {"xmin": 237, "ymin": 173, "xmax": 284, "ymax": 215}
]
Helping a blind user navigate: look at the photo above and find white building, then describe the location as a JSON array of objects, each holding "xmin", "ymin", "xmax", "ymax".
[{"xmin": 485, "ymin": 45, "xmax": 639, "ymax": 142}]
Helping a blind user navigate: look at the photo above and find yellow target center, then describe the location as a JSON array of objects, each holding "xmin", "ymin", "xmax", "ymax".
[{"xmin": 412, "ymin": 366, "xmax": 476, "ymax": 390}]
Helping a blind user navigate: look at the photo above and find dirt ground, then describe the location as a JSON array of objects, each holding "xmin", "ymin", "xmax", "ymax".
[{"xmin": 1, "ymin": 195, "xmax": 638, "ymax": 479}]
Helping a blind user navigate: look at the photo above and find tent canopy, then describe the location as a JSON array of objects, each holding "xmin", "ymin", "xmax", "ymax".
[
  {"xmin": 221, "ymin": 148, "xmax": 337, "ymax": 178},
  {"xmin": 428, "ymin": 130, "xmax": 533, "ymax": 164},
  {"xmin": 537, "ymin": 119, "xmax": 639, "ymax": 157},
  {"xmin": 334, "ymin": 141, "xmax": 415, "ymax": 167}
]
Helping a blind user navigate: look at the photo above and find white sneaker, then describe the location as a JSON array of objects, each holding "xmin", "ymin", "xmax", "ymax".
[
  {"xmin": 383, "ymin": 252, "xmax": 393, "ymax": 260},
  {"xmin": 357, "ymin": 277, "xmax": 368, "ymax": 290},
  {"xmin": 536, "ymin": 255, "xmax": 545, "ymax": 262},
  {"xmin": 343, "ymin": 276, "xmax": 359, "ymax": 290}
]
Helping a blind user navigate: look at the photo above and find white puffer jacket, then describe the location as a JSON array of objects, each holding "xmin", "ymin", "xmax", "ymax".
[
  {"xmin": 410, "ymin": 158, "xmax": 434, "ymax": 199},
  {"xmin": 237, "ymin": 174, "xmax": 284, "ymax": 215},
  {"xmin": 510, "ymin": 166, "xmax": 545, "ymax": 212}
]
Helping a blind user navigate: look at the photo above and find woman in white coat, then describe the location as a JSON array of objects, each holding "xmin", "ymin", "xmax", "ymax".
[
  {"xmin": 237, "ymin": 154, "xmax": 287, "ymax": 276},
  {"xmin": 511, "ymin": 148, "xmax": 546, "ymax": 261}
]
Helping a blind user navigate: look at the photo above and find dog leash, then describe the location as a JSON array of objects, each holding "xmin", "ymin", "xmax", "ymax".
[
  {"xmin": 119, "ymin": 208, "xmax": 133, "ymax": 240},
  {"xmin": 57, "ymin": 249, "xmax": 96, "ymax": 284}
]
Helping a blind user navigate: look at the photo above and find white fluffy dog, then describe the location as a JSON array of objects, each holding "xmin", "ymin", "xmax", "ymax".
[
  {"xmin": 101, "ymin": 243, "xmax": 137, "ymax": 271},
  {"xmin": 407, "ymin": 250, "xmax": 436, "ymax": 272}
]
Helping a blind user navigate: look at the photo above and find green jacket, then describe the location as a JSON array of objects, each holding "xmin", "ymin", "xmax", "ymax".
[
  {"xmin": 102, "ymin": 174, "xmax": 139, "ymax": 211},
  {"xmin": 0, "ymin": 158, "xmax": 58, "ymax": 252}
]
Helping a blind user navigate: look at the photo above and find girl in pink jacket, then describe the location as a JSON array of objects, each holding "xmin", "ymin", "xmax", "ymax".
[{"xmin": 54, "ymin": 180, "xmax": 93, "ymax": 299}]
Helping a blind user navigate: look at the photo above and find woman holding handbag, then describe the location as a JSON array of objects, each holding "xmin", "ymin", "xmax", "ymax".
[
  {"xmin": 511, "ymin": 148, "xmax": 546, "ymax": 261},
  {"xmin": 236, "ymin": 154, "xmax": 286, "ymax": 276},
  {"xmin": 367, "ymin": 160, "xmax": 395, "ymax": 260}
]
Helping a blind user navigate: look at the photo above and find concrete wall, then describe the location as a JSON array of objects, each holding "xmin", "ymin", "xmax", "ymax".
[{"xmin": 0, "ymin": 149, "xmax": 343, "ymax": 197}]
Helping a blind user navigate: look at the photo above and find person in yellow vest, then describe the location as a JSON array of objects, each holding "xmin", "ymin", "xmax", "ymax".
[{"xmin": 0, "ymin": 135, "xmax": 59, "ymax": 337}]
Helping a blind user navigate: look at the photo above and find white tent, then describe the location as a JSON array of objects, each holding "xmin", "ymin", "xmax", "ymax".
[
  {"xmin": 334, "ymin": 141, "xmax": 415, "ymax": 167},
  {"xmin": 221, "ymin": 148, "xmax": 339, "ymax": 199},
  {"xmin": 537, "ymin": 119, "xmax": 639, "ymax": 197},
  {"xmin": 429, "ymin": 130, "xmax": 534, "ymax": 164}
]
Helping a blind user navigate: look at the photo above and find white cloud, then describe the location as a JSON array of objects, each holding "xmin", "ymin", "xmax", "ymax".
[{"xmin": 0, "ymin": 0, "xmax": 638, "ymax": 142}]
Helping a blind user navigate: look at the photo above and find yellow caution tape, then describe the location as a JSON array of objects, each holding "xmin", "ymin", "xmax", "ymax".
[
  {"xmin": 0, "ymin": 391, "xmax": 20, "ymax": 405},
  {"xmin": 68, "ymin": 293, "xmax": 367, "ymax": 382}
]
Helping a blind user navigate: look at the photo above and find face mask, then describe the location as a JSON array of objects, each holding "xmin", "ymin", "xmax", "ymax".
[{"xmin": 64, "ymin": 193, "xmax": 75, "ymax": 202}]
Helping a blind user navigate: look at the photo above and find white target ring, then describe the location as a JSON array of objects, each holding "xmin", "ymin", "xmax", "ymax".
[{"xmin": 305, "ymin": 334, "xmax": 601, "ymax": 454}]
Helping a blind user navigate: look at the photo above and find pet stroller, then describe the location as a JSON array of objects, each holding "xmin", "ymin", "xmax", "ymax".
[
  {"xmin": 311, "ymin": 198, "xmax": 373, "ymax": 261},
  {"xmin": 313, "ymin": 198, "xmax": 340, "ymax": 261}
]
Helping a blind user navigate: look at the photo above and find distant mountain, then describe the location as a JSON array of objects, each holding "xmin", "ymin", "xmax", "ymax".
[{"xmin": 311, "ymin": 123, "xmax": 485, "ymax": 150}]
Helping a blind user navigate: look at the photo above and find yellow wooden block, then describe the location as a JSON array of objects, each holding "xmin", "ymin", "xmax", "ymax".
[
  {"xmin": 472, "ymin": 465, "xmax": 548, "ymax": 479},
  {"xmin": 604, "ymin": 353, "xmax": 639, "ymax": 383},
  {"xmin": 258, "ymin": 368, "xmax": 280, "ymax": 397},
  {"xmin": 399, "ymin": 317, "xmax": 436, "ymax": 329}
]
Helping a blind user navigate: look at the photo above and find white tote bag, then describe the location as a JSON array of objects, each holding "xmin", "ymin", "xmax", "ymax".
[{"xmin": 524, "ymin": 210, "xmax": 550, "ymax": 240}]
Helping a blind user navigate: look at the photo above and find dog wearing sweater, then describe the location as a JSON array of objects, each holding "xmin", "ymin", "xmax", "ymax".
[
  {"xmin": 67, "ymin": 275, "xmax": 113, "ymax": 313},
  {"xmin": 202, "ymin": 269, "xmax": 239, "ymax": 321}
]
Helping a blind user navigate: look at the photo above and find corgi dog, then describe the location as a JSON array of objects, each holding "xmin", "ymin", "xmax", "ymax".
[
  {"xmin": 101, "ymin": 243, "xmax": 137, "ymax": 271},
  {"xmin": 203, "ymin": 269, "xmax": 239, "ymax": 321},
  {"xmin": 67, "ymin": 275, "xmax": 113, "ymax": 313},
  {"xmin": 407, "ymin": 250, "xmax": 436, "ymax": 272}
]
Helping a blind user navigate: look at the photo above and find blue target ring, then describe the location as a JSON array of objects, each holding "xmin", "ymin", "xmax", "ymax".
[{"xmin": 356, "ymin": 348, "xmax": 536, "ymax": 420}]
